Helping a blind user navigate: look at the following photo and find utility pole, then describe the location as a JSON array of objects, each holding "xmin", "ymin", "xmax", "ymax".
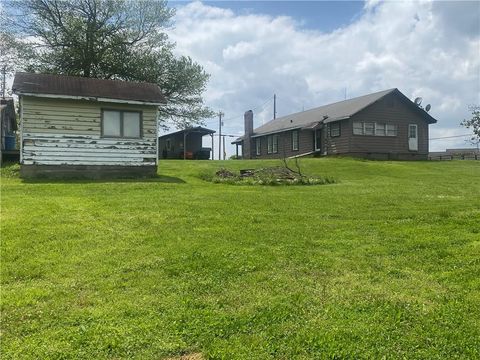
[
  {"xmin": 1, "ymin": 65, "xmax": 6, "ymax": 99},
  {"xmin": 273, "ymin": 93, "xmax": 277, "ymax": 119},
  {"xmin": 222, "ymin": 135, "xmax": 226, "ymax": 160},
  {"xmin": 218, "ymin": 111, "xmax": 224, "ymax": 160}
]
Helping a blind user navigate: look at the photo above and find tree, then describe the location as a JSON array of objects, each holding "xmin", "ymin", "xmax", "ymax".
[
  {"xmin": 2, "ymin": 0, "xmax": 213, "ymax": 127},
  {"xmin": 461, "ymin": 105, "xmax": 480, "ymax": 143}
]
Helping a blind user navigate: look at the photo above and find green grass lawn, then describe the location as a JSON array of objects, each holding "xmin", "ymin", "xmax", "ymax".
[{"xmin": 1, "ymin": 158, "xmax": 479, "ymax": 359}]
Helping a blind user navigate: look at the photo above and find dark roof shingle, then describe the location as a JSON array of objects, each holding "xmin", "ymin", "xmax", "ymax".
[
  {"xmin": 13, "ymin": 72, "xmax": 166, "ymax": 104},
  {"xmin": 251, "ymin": 88, "xmax": 437, "ymax": 137}
]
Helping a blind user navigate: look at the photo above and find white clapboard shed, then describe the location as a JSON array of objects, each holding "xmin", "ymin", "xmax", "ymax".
[{"xmin": 13, "ymin": 72, "xmax": 166, "ymax": 178}]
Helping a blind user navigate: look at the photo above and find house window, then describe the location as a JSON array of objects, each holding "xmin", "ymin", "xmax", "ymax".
[
  {"xmin": 353, "ymin": 122, "xmax": 397, "ymax": 137},
  {"xmin": 256, "ymin": 138, "xmax": 261, "ymax": 155},
  {"xmin": 166, "ymin": 138, "xmax": 171, "ymax": 151},
  {"xmin": 386, "ymin": 124, "xmax": 397, "ymax": 136},
  {"xmin": 364, "ymin": 122, "xmax": 375, "ymax": 135},
  {"xmin": 375, "ymin": 123, "xmax": 386, "ymax": 136},
  {"xmin": 272, "ymin": 135, "xmax": 279, "ymax": 153},
  {"xmin": 292, "ymin": 130, "xmax": 299, "ymax": 151},
  {"xmin": 353, "ymin": 122, "xmax": 363, "ymax": 135},
  {"xmin": 102, "ymin": 110, "xmax": 141, "ymax": 138},
  {"xmin": 267, "ymin": 136, "xmax": 273, "ymax": 154},
  {"xmin": 330, "ymin": 122, "xmax": 340, "ymax": 137},
  {"xmin": 408, "ymin": 124, "xmax": 417, "ymax": 138}
]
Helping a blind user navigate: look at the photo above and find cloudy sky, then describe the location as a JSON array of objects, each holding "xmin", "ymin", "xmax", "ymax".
[{"xmin": 166, "ymin": 0, "xmax": 480, "ymax": 157}]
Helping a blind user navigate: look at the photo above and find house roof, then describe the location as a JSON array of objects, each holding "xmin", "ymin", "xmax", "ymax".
[
  {"xmin": 12, "ymin": 72, "xmax": 166, "ymax": 105},
  {"xmin": 159, "ymin": 126, "xmax": 215, "ymax": 139},
  {"xmin": 237, "ymin": 88, "xmax": 437, "ymax": 141}
]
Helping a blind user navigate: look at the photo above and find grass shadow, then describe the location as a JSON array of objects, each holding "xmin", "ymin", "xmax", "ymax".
[{"xmin": 20, "ymin": 174, "xmax": 186, "ymax": 184}]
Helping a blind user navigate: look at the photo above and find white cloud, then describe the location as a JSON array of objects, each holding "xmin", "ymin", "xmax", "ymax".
[
  {"xmin": 223, "ymin": 41, "xmax": 259, "ymax": 61},
  {"xmin": 168, "ymin": 0, "xmax": 480, "ymax": 157}
]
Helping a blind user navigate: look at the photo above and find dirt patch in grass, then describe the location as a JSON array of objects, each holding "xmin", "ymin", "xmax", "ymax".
[{"xmin": 201, "ymin": 166, "xmax": 336, "ymax": 185}]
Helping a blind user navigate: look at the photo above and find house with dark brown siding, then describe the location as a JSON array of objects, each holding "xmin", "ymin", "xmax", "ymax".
[{"xmin": 233, "ymin": 88, "xmax": 437, "ymax": 160}]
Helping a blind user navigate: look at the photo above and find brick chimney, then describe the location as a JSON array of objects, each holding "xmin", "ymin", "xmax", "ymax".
[{"xmin": 243, "ymin": 110, "xmax": 253, "ymax": 159}]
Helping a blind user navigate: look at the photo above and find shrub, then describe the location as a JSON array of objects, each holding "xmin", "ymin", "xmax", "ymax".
[{"xmin": 201, "ymin": 166, "xmax": 336, "ymax": 186}]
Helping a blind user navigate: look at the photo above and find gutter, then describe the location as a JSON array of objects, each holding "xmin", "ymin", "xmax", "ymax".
[
  {"xmin": 287, "ymin": 150, "xmax": 320, "ymax": 159},
  {"xmin": 250, "ymin": 126, "xmax": 303, "ymax": 138},
  {"xmin": 14, "ymin": 92, "xmax": 167, "ymax": 107}
]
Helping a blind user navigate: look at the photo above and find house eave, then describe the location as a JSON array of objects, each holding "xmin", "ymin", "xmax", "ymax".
[
  {"xmin": 250, "ymin": 116, "xmax": 351, "ymax": 138},
  {"xmin": 323, "ymin": 116, "xmax": 350, "ymax": 124},
  {"xmin": 251, "ymin": 126, "xmax": 304, "ymax": 138},
  {"xmin": 15, "ymin": 92, "xmax": 166, "ymax": 106}
]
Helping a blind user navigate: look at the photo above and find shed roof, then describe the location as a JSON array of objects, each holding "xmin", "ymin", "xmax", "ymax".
[
  {"xmin": 159, "ymin": 126, "xmax": 215, "ymax": 139},
  {"xmin": 238, "ymin": 88, "xmax": 437, "ymax": 141},
  {"xmin": 12, "ymin": 72, "xmax": 166, "ymax": 105}
]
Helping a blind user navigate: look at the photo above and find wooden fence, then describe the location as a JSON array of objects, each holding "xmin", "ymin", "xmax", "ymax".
[{"xmin": 429, "ymin": 154, "xmax": 479, "ymax": 161}]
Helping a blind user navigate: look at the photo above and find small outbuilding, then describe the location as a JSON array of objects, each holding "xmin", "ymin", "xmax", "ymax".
[
  {"xmin": 0, "ymin": 97, "xmax": 18, "ymax": 165},
  {"xmin": 158, "ymin": 126, "xmax": 215, "ymax": 160},
  {"xmin": 13, "ymin": 72, "xmax": 166, "ymax": 178}
]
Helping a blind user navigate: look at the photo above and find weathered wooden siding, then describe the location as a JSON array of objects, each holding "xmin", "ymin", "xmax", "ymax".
[
  {"xmin": 324, "ymin": 120, "xmax": 350, "ymax": 154},
  {"xmin": 21, "ymin": 96, "xmax": 157, "ymax": 166}
]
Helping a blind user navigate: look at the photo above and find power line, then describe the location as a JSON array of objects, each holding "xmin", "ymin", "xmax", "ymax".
[
  {"xmin": 429, "ymin": 134, "xmax": 472, "ymax": 140},
  {"xmin": 216, "ymin": 96, "xmax": 273, "ymax": 123}
]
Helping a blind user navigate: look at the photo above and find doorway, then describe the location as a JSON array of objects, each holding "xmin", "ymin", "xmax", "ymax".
[
  {"xmin": 408, "ymin": 124, "xmax": 418, "ymax": 151},
  {"xmin": 314, "ymin": 129, "xmax": 322, "ymax": 151}
]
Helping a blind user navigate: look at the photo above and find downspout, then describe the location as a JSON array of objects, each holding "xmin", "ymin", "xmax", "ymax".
[
  {"xmin": 19, "ymin": 96, "xmax": 23, "ymax": 164},
  {"xmin": 183, "ymin": 131, "xmax": 187, "ymax": 160},
  {"xmin": 322, "ymin": 116, "xmax": 328, "ymax": 156},
  {"xmin": 155, "ymin": 108, "xmax": 159, "ymax": 166},
  {"xmin": 211, "ymin": 134, "xmax": 214, "ymax": 160}
]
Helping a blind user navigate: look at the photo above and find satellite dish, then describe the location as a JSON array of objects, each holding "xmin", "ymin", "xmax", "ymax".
[
  {"xmin": 425, "ymin": 104, "xmax": 431, "ymax": 112},
  {"xmin": 414, "ymin": 97, "xmax": 423, "ymax": 106}
]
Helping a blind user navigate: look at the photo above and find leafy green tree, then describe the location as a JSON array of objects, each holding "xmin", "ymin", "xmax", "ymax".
[
  {"xmin": 2, "ymin": 0, "xmax": 213, "ymax": 127},
  {"xmin": 461, "ymin": 105, "xmax": 480, "ymax": 142}
]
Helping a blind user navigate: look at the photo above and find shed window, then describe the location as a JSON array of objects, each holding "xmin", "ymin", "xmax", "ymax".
[
  {"xmin": 102, "ymin": 110, "xmax": 141, "ymax": 138},
  {"xmin": 256, "ymin": 138, "xmax": 261, "ymax": 155},
  {"xmin": 103, "ymin": 111, "xmax": 121, "ymax": 137},
  {"xmin": 166, "ymin": 138, "xmax": 171, "ymax": 151},
  {"xmin": 292, "ymin": 130, "xmax": 299, "ymax": 151},
  {"xmin": 330, "ymin": 122, "xmax": 340, "ymax": 137},
  {"xmin": 267, "ymin": 136, "xmax": 273, "ymax": 154}
]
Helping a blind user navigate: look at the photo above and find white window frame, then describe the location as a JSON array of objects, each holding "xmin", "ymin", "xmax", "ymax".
[
  {"xmin": 353, "ymin": 122, "xmax": 397, "ymax": 137},
  {"xmin": 353, "ymin": 122, "xmax": 363, "ymax": 135},
  {"xmin": 267, "ymin": 136, "xmax": 273, "ymax": 154},
  {"xmin": 386, "ymin": 124, "xmax": 397, "ymax": 136},
  {"xmin": 292, "ymin": 130, "xmax": 299, "ymax": 151},
  {"xmin": 256, "ymin": 137, "xmax": 261, "ymax": 155},
  {"xmin": 375, "ymin": 123, "xmax": 386, "ymax": 136},
  {"xmin": 272, "ymin": 135, "xmax": 279, "ymax": 153},
  {"xmin": 364, "ymin": 122, "xmax": 375, "ymax": 136}
]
